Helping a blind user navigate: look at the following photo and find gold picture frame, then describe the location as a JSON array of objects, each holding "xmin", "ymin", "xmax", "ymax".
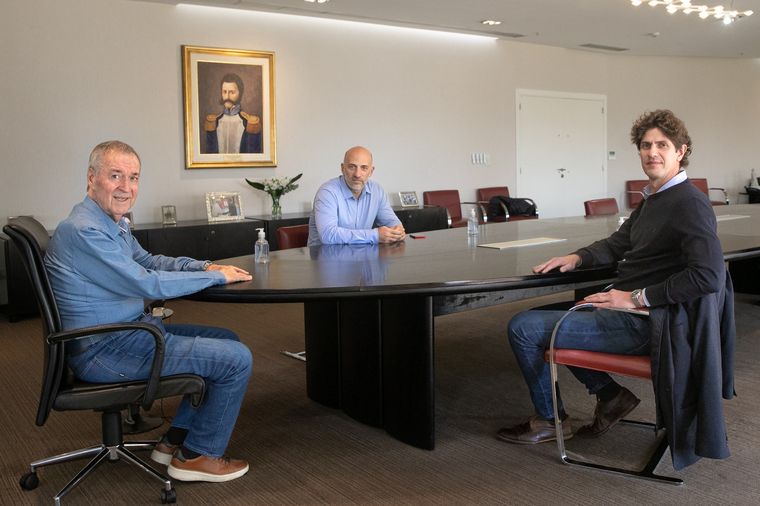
[
  {"xmin": 182, "ymin": 45, "xmax": 276, "ymax": 169},
  {"xmin": 206, "ymin": 192, "xmax": 244, "ymax": 222}
]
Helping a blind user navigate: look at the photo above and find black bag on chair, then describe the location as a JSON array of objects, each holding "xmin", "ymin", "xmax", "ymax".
[{"xmin": 488, "ymin": 196, "xmax": 537, "ymax": 219}]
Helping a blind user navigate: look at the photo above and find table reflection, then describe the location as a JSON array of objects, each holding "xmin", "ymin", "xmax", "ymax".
[{"xmin": 308, "ymin": 242, "xmax": 406, "ymax": 286}]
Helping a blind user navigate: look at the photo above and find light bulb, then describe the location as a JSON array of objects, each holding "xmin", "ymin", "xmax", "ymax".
[{"xmin": 631, "ymin": 0, "xmax": 643, "ymax": 5}]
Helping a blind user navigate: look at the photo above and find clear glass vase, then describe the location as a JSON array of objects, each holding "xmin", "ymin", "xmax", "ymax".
[{"xmin": 270, "ymin": 195, "xmax": 282, "ymax": 218}]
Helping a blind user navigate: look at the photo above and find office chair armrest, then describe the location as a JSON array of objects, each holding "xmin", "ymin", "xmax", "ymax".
[
  {"xmin": 709, "ymin": 187, "xmax": 730, "ymax": 204},
  {"xmin": 476, "ymin": 199, "xmax": 510, "ymax": 219},
  {"xmin": 462, "ymin": 201, "xmax": 488, "ymax": 223},
  {"xmin": 48, "ymin": 321, "xmax": 166, "ymax": 410}
]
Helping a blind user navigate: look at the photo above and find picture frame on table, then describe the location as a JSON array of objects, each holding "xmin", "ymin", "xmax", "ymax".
[
  {"xmin": 206, "ymin": 192, "xmax": 244, "ymax": 222},
  {"xmin": 182, "ymin": 45, "xmax": 277, "ymax": 169},
  {"xmin": 161, "ymin": 205, "xmax": 177, "ymax": 225},
  {"xmin": 398, "ymin": 191, "xmax": 419, "ymax": 208},
  {"xmin": 123, "ymin": 211, "xmax": 135, "ymax": 229}
]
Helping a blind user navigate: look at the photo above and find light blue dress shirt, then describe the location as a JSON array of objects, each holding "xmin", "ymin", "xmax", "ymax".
[
  {"xmin": 45, "ymin": 197, "xmax": 226, "ymax": 332},
  {"xmin": 307, "ymin": 176, "xmax": 401, "ymax": 246}
]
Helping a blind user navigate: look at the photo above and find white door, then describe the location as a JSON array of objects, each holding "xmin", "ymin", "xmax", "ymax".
[{"xmin": 516, "ymin": 91, "xmax": 607, "ymax": 218}]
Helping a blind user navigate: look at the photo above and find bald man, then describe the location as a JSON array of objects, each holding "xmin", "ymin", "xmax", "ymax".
[{"xmin": 307, "ymin": 146, "xmax": 405, "ymax": 246}]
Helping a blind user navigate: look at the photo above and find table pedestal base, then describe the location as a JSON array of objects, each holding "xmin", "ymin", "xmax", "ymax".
[{"xmin": 304, "ymin": 295, "xmax": 435, "ymax": 449}]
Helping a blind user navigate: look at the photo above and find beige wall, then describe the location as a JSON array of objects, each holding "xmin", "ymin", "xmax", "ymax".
[{"xmin": 1, "ymin": 0, "xmax": 759, "ymax": 229}]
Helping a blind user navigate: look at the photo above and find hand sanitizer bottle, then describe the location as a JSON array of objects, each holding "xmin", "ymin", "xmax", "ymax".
[
  {"xmin": 467, "ymin": 207, "xmax": 479, "ymax": 236},
  {"xmin": 254, "ymin": 228, "xmax": 269, "ymax": 264}
]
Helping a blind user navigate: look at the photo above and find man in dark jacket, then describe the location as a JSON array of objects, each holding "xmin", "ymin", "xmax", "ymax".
[{"xmin": 497, "ymin": 110, "xmax": 732, "ymax": 468}]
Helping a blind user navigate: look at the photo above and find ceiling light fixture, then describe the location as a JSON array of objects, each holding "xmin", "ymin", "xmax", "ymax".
[
  {"xmin": 630, "ymin": 0, "xmax": 753, "ymax": 25},
  {"xmin": 481, "ymin": 20, "xmax": 502, "ymax": 26},
  {"xmin": 304, "ymin": 0, "xmax": 330, "ymax": 4}
]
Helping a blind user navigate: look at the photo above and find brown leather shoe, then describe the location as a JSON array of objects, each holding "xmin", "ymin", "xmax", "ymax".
[
  {"xmin": 150, "ymin": 437, "xmax": 177, "ymax": 466},
  {"xmin": 496, "ymin": 415, "xmax": 573, "ymax": 444},
  {"xmin": 575, "ymin": 386, "xmax": 640, "ymax": 438},
  {"xmin": 168, "ymin": 450, "xmax": 249, "ymax": 482}
]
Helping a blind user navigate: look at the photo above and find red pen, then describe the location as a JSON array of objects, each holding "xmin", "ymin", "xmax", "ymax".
[{"xmin": 409, "ymin": 234, "xmax": 426, "ymax": 239}]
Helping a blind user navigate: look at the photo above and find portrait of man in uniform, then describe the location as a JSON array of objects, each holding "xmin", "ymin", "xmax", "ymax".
[
  {"xmin": 198, "ymin": 65, "xmax": 263, "ymax": 154},
  {"xmin": 182, "ymin": 46, "xmax": 276, "ymax": 168}
]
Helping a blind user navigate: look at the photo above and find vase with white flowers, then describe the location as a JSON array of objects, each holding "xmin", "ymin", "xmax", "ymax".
[{"xmin": 245, "ymin": 173, "xmax": 302, "ymax": 218}]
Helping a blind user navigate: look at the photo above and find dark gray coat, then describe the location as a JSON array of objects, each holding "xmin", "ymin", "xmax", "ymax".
[{"xmin": 649, "ymin": 272, "xmax": 735, "ymax": 470}]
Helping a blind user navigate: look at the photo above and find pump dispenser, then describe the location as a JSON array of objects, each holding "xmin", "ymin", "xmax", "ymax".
[{"xmin": 255, "ymin": 228, "xmax": 269, "ymax": 264}]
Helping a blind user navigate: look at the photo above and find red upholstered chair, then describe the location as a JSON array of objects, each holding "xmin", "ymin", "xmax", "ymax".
[
  {"xmin": 584, "ymin": 198, "xmax": 619, "ymax": 217},
  {"xmin": 476, "ymin": 186, "xmax": 538, "ymax": 222},
  {"xmin": 276, "ymin": 224, "xmax": 309, "ymax": 250},
  {"xmin": 275, "ymin": 224, "xmax": 310, "ymax": 362},
  {"xmin": 544, "ymin": 304, "xmax": 681, "ymax": 485},
  {"xmin": 422, "ymin": 190, "xmax": 468, "ymax": 228},
  {"xmin": 625, "ymin": 180, "xmax": 648, "ymax": 209},
  {"xmin": 690, "ymin": 178, "xmax": 729, "ymax": 206}
]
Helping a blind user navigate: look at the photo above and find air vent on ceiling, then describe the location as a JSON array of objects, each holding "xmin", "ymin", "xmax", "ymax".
[
  {"xmin": 492, "ymin": 32, "xmax": 526, "ymax": 38},
  {"xmin": 579, "ymin": 43, "xmax": 629, "ymax": 52}
]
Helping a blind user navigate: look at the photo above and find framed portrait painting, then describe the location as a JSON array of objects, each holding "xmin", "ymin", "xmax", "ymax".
[{"xmin": 182, "ymin": 45, "xmax": 276, "ymax": 169}]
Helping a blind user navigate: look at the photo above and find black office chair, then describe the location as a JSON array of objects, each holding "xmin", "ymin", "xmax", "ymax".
[{"xmin": 3, "ymin": 216, "xmax": 207, "ymax": 505}]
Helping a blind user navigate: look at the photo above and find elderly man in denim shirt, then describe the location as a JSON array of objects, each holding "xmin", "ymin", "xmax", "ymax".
[{"xmin": 45, "ymin": 141, "xmax": 253, "ymax": 483}]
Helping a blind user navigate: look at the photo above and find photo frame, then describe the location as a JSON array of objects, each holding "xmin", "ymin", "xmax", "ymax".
[
  {"xmin": 123, "ymin": 211, "xmax": 135, "ymax": 228},
  {"xmin": 206, "ymin": 192, "xmax": 244, "ymax": 222},
  {"xmin": 161, "ymin": 205, "xmax": 177, "ymax": 225},
  {"xmin": 182, "ymin": 45, "xmax": 276, "ymax": 169},
  {"xmin": 398, "ymin": 191, "xmax": 419, "ymax": 208}
]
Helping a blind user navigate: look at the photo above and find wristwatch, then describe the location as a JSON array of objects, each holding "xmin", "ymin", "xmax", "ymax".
[
  {"xmin": 630, "ymin": 289, "xmax": 644, "ymax": 308},
  {"xmin": 201, "ymin": 260, "xmax": 212, "ymax": 271}
]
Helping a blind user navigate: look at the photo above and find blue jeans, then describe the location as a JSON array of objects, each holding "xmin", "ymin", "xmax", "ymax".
[
  {"xmin": 67, "ymin": 318, "xmax": 252, "ymax": 457},
  {"xmin": 507, "ymin": 309, "xmax": 650, "ymax": 419}
]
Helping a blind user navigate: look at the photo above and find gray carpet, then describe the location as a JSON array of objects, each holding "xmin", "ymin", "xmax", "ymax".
[{"xmin": 1, "ymin": 292, "xmax": 759, "ymax": 505}]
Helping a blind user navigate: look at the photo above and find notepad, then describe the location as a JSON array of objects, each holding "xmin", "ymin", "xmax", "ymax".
[
  {"xmin": 715, "ymin": 214, "xmax": 750, "ymax": 222},
  {"xmin": 478, "ymin": 237, "xmax": 567, "ymax": 250}
]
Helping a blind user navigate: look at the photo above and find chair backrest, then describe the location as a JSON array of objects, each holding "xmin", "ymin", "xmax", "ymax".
[
  {"xmin": 690, "ymin": 177, "xmax": 727, "ymax": 204},
  {"xmin": 625, "ymin": 180, "xmax": 648, "ymax": 208},
  {"xmin": 276, "ymin": 224, "xmax": 309, "ymax": 250},
  {"xmin": 3, "ymin": 217, "xmax": 65, "ymax": 426},
  {"xmin": 584, "ymin": 198, "xmax": 619, "ymax": 217},
  {"xmin": 423, "ymin": 190, "xmax": 463, "ymax": 221},
  {"xmin": 690, "ymin": 178, "xmax": 709, "ymax": 196},
  {"xmin": 476, "ymin": 186, "xmax": 510, "ymax": 202}
]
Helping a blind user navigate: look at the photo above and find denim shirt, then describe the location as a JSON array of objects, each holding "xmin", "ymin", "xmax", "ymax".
[
  {"xmin": 45, "ymin": 197, "xmax": 226, "ymax": 340},
  {"xmin": 307, "ymin": 176, "xmax": 400, "ymax": 246}
]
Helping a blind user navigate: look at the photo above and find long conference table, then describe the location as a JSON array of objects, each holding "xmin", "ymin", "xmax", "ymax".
[{"xmin": 193, "ymin": 204, "xmax": 760, "ymax": 450}]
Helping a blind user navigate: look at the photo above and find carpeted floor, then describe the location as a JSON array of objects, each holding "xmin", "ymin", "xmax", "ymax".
[{"xmin": 1, "ymin": 292, "xmax": 759, "ymax": 505}]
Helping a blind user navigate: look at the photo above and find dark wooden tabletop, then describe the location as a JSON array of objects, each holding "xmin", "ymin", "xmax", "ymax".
[{"xmin": 194, "ymin": 204, "xmax": 760, "ymax": 302}]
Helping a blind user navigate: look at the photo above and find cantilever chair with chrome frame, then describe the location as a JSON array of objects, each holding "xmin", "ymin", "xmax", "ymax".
[{"xmin": 545, "ymin": 303, "xmax": 682, "ymax": 485}]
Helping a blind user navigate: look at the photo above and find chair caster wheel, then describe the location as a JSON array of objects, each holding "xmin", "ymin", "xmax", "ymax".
[
  {"xmin": 20, "ymin": 472, "xmax": 39, "ymax": 490},
  {"xmin": 160, "ymin": 488, "xmax": 177, "ymax": 504}
]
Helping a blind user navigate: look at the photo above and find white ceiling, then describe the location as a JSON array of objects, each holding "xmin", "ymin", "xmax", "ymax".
[{"xmin": 139, "ymin": 0, "xmax": 760, "ymax": 58}]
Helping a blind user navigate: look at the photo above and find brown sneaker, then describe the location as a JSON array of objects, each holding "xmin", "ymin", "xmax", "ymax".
[
  {"xmin": 167, "ymin": 450, "xmax": 249, "ymax": 482},
  {"xmin": 150, "ymin": 437, "xmax": 177, "ymax": 466},
  {"xmin": 496, "ymin": 414, "xmax": 573, "ymax": 444},
  {"xmin": 575, "ymin": 386, "xmax": 640, "ymax": 438}
]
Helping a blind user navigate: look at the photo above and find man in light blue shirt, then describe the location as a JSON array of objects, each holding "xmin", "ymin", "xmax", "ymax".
[
  {"xmin": 45, "ymin": 140, "xmax": 253, "ymax": 483},
  {"xmin": 307, "ymin": 146, "xmax": 405, "ymax": 246}
]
